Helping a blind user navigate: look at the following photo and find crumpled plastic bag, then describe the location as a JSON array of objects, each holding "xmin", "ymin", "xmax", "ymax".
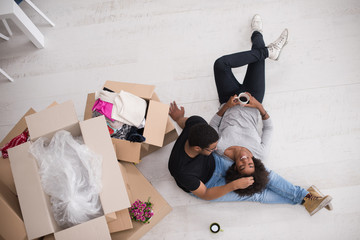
[{"xmin": 29, "ymin": 130, "xmax": 103, "ymax": 229}]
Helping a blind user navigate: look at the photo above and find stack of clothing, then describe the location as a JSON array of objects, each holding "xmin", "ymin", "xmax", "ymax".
[{"xmin": 92, "ymin": 88, "xmax": 147, "ymax": 143}]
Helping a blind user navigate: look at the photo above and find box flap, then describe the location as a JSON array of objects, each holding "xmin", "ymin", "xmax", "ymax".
[
  {"xmin": 84, "ymin": 93, "xmax": 96, "ymax": 120},
  {"xmin": 107, "ymin": 209, "xmax": 133, "ymax": 234},
  {"xmin": 79, "ymin": 117, "xmax": 131, "ymax": 214},
  {"xmin": 103, "ymin": 81, "xmax": 155, "ymax": 99},
  {"xmin": 105, "ymin": 212, "xmax": 117, "ymax": 223},
  {"xmin": 112, "ymin": 139, "xmax": 141, "ymax": 163},
  {"xmin": 25, "ymin": 101, "xmax": 78, "ymax": 141},
  {"xmin": 143, "ymin": 100, "xmax": 169, "ymax": 147},
  {"xmin": 0, "ymin": 108, "xmax": 35, "ymax": 146},
  {"xmin": 0, "ymin": 108, "xmax": 35, "ymax": 196},
  {"xmin": 0, "ymin": 181, "xmax": 27, "ymax": 240},
  {"xmin": 107, "ymin": 163, "xmax": 133, "ymax": 233},
  {"xmin": 8, "ymin": 142, "xmax": 55, "ymax": 239},
  {"xmin": 54, "ymin": 216, "xmax": 111, "ymax": 240}
]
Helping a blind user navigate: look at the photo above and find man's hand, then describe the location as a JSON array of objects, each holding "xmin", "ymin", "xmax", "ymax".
[
  {"xmin": 169, "ymin": 101, "xmax": 187, "ymax": 129},
  {"xmin": 169, "ymin": 101, "xmax": 184, "ymax": 121},
  {"xmin": 231, "ymin": 177, "xmax": 254, "ymax": 190}
]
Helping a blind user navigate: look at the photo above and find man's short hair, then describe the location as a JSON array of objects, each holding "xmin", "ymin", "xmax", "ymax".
[{"xmin": 188, "ymin": 123, "xmax": 219, "ymax": 149}]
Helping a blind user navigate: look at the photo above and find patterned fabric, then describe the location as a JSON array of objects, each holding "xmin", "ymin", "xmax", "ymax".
[
  {"xmin": 1, "ymin": 130, "xmax": 29, "ymax": 158},
  {"xmin": 111, "ymin": 124, "xmax": 132, "ymax": 139}
]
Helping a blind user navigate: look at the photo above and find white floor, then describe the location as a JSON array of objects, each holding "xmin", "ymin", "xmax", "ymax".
[{"xmin": 1, "ymin": 0, "xmax": 360, "ymax": 239}]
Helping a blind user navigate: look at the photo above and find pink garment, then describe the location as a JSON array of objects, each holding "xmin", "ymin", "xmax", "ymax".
[
  {"xmin": 92, "ymin": 99, "xmax": 115, "ymax": 121},
  {"xmin": 1, "ymin": 130, "xmax": 29, "ymax": 158}
]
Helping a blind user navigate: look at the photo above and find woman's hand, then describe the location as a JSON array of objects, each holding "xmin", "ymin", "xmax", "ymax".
[
  {"xmin": 231, "ymin": 177, "xmax": 254, "ymax": 190},
  {"xmin": 244, "ymin": 92, "xmax": 261, "ymax": 109},
  {"xmin": 225, "ymin": 95, "xmax": 242, "ymax": 108},
  {"xmin": 243, "ymin": 92, "xmax": 269, "ymax": 120},
  {"xmin": 217, "ymin": 95, "xmax": 241, "ymax": 117}
]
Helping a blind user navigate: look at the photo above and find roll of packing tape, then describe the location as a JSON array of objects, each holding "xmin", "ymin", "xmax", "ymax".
[{"xmin": 210, "ymin": 223, "xmax": 222, "ymax": 233}]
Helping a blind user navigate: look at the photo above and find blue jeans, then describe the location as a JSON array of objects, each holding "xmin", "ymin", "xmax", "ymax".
[
  {"xmin": 214, "ymin": 31, "xmax": 268, "ymax": 104},
  {"xmin": 194, "ymin": 153, "xmax": 308, "ymax": 204}
]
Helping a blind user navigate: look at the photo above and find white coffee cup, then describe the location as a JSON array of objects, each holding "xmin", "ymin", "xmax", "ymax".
[{"xmin": 237, "ymin": 92, "xmax": 250, "ymax": 106}]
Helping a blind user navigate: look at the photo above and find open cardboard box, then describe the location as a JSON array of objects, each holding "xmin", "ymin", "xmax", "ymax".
[
  {"xmin": 84, "ymin": 81, "xmax": 178, "ymax": 163},
  {"xmin": 43, "ymin": 161, "xmax": 173, "ymax": 240},
  {"xmin": 7, "ymin": 101, "xmax": 132, "ymax": 240}
]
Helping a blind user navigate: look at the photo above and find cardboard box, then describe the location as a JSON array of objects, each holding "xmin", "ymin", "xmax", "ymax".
[
  {"xmin": 40, "ymin": 163, "xmax": 173, "ymax": 240},
  {"xmin": 111, "ymin": 162, "xmax": 172, "ymax": 240},
  {"xmin": 8, "ymin": 101, "xmax": 132, "ymax": 240},
  {"xmin": 84, "ymin": 81, "xmax": 178, "ymax": 163}
]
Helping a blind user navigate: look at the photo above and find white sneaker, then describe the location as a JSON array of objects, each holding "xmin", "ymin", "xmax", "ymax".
[
  {"xmin": 251, "ymin": 14, "xmax": 262, "ymax": 33},
  {"xmin": 267, "ymin": 29, "xmax": 289, "ymax": 61}
]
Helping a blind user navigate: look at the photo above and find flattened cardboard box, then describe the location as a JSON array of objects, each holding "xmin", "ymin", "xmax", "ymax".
[
  {"xmin": 111, "ymin": 162, "xmax": 172, "ymax": 240},
  {"xmin": 84, "ymin": 81, "xmax": 178, "ymax": 163},
  {"xmin": 8, "ymin": 101, "xmax": 131, "ymax": 240}
]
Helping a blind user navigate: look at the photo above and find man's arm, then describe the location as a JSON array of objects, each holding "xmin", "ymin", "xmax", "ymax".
[
  {"xmin": 192, "ymin": 177, "xmax": 254, "ymax": 201},
  {"xmin": 169, "ymin": 101, "xmax": 187, "ymax": 129}
]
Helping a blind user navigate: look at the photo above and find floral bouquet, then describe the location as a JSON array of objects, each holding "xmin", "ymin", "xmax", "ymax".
[{"xmin": 129, "ymin": 198, "xmax": 154, "ymax": 224}]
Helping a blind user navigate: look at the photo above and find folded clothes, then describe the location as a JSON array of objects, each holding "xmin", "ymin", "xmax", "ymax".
[
  {"xmin": 91, "ymin": 109, "xmax": 145, "ymax": 142},
  {"xmin": 112, "ymin": 90, "xmax": 147, "ymax": 128},
  {"xmin": 107, "ymin": 118, "xmax": 124, "ymax": 130},
  {"xmin": 107, "ymin": 125, "xmax": 114, "ymax": 135},
  {"xmin": 111, "ymin": 124, "xmax": 132, "ymax": 140},
  {"xmin": 92, "ymin": 99, "xmax": 115, "ymax": 121},
  {"xmin": 0, "ymin": 129, "xmax": 29, "ymax": 158},
  {"xmin": 95, "ymin": 90, "xmax": 117, "ymax": 104},
  {"xmin": 126, "ymin": 126, "xmax": 146, "ymax": 143}
]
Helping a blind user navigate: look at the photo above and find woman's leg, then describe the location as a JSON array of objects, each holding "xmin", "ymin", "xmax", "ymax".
[
  {"xmin": 211, "ymin": 187, "xmax": 299, "ymax": 204},
  {"xmin": 265, "ymin": 170, "xmax": 309, "ymax": 204},
  {"xmin": 213, "ymin": 32, "xmax": 268, "ymax": 104},
  {"xmin": 242, "ymin": 31, "xmax": 268, "ymax": 103}
]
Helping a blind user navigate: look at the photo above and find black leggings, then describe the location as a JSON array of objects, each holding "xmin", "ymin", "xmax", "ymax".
[{"xmin": 213, "ymin": 31, "xmax": 268, "ymax": 104}]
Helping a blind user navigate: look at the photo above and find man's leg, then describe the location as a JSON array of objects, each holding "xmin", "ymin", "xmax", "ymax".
[
  {"xmin": 213, "ymin": 42, "xmax": 268, "ymax": 104},
  {"xmin": 242, "ymin": 31, "xmax": 268, "ymax": 103}
]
